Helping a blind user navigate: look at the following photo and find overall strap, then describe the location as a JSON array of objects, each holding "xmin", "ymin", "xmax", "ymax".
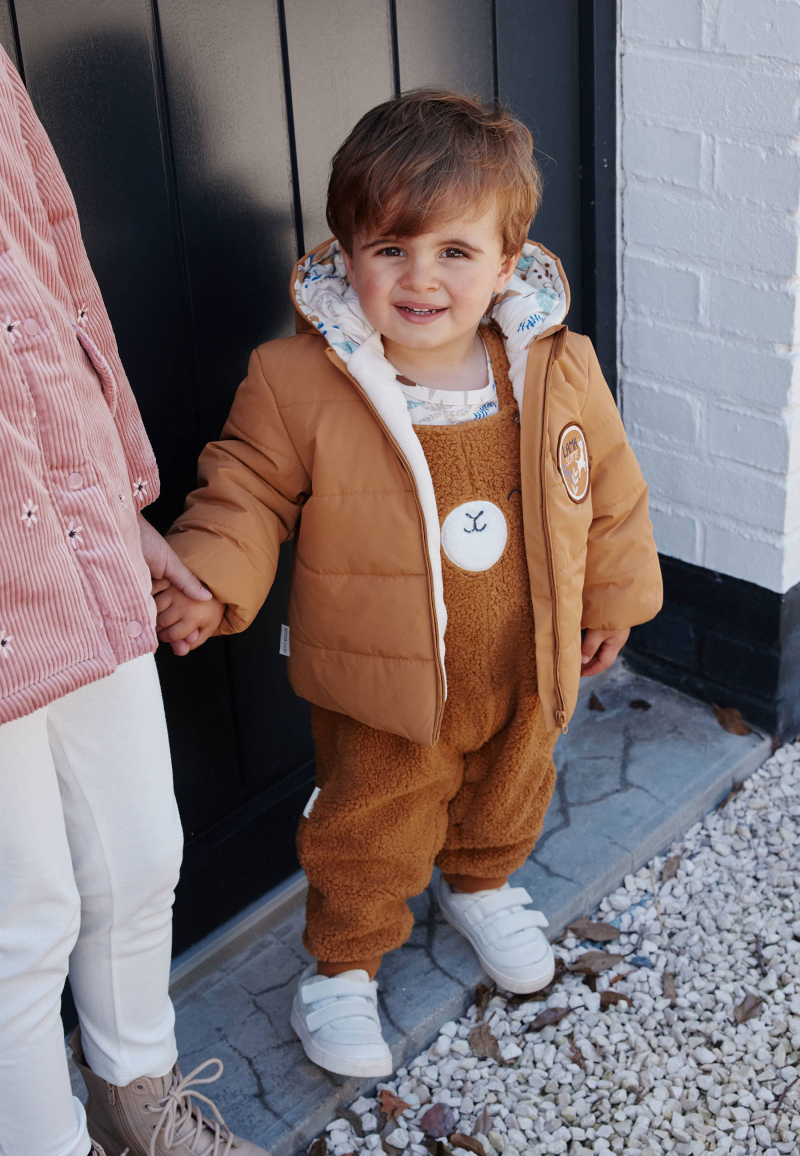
[{"xmin": 480, "ymin": 323, "xmax": 515, "ymax": 412}]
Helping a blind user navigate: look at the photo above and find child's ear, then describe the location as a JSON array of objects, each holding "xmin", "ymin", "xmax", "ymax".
[
  {"xmin": 494, "ymin": 249, "xmax": 521, "ymax": 294},
  {"xmin": 341, "ymin": 245, "xmax": 356, "ymax": 287}
]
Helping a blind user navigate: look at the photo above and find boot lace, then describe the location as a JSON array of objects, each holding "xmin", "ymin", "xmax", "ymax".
[{"xmin": 147, "ymin": 1059, "xmax": 237, "ymax": 1156}]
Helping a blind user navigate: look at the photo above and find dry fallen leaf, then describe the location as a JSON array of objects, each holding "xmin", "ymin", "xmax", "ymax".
[
  {"xmin": 629, "ymin": 699, "xmax": 651, "ymax": 711},
  {"xmin": 473, "ymin": 1107, "xmax": 491, "ymax": 1139},
  {"xmin": 588, "ymin": 692, "xmax": 605, "ymax": 712},
  {"xmin": 474, "ymin": 983, "xmax": 494, "ymax": 1019},
  {"xmin": 661, "ymin": 855, "xmax": 682, "ymax": 883},
  {"xmin": 379, "ymin": 1089, "xmax": 411, "ymax": 1122},
  {"xmin": 448, "ymin": 1134, "xmax": 485, "ymax": 1156},
  {"xmin": 467, "ymin": 1022, "xmax": 505, "ymax": 1063},
  {"xmin": 713, "ymin": 703, "xmax": 753, "ymax": 736},
  {"xmin": 717, "ymin": 781, "xmax": 746, "ymax": 812},
  {"xmin": 341, "ymin": 1109, "xmax": 365, "ymax": 1138},
  {"xmin": 423, "ymin": 1142, "xmax": 453, "ymax": 1156},
  {"xmin": 567, "ymin": 950, "xmax": 625, "ymax": 976},
  {"xmin": 568, "ymin": 917, "xmax": 620, "ymax": 943},
  {"xmin": 528, "ymin": 1006, "xmax": 571, "ymax": 1031},
  {"xmin": 420, "ymin": 1103, "xmax": 457, "ymax": 1139},
  {"xmin": 663, "ymin": 973, "xmax": 677, "ymax": 1001},
  {"xmin": 567, "ymin": 1042, "xmax": 586, "ymax": 1068},
  {"xmin": 600, "ymin": 990, "xmax": 632, "ymax": 1008},
  {"xmin": 734, "ymin": 992, "xmax": 764, "ymax": 1024},
  {"xmin": 307, "ymin": 1141, "xmax": 326, "ymax": 1156},
  {"xmin": 777, "ymin": 1076, "xmax": 800, "ymax": 1111}
]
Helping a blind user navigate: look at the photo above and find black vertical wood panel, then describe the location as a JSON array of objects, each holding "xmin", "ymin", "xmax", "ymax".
[
  {"xmin": 155, "ymin": 0, "xmax": 298, "ymax": 442},
  {"xmin": 495, "ymin": 0, "xmax": 583, "ymax": 336},
  {"xmin": 155, "ymin": 0, "xmax": 313, "ymax": 798},
  {"xmin": 3, "ymin": 0, "xmax": 612, "ymax": 951},
  {"xmin": 10, "ymin": 1, "xmax": 242, "ymax": 840},
  {"xmin": 283, "ymin": 0, "xmax": 394, "ymax": 252},
  {"xmin": 0, "ymin": 2, "xmax": 19, "ymax": 71},
  {"xmin": 579, "ymin": 0, "xmax": 617, "ymax": 393},
  {"xmin": 395, "ymin": 0, "xmax": 494, "ymax": 96}
]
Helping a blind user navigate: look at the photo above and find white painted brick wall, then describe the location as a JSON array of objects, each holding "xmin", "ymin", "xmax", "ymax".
[{"xmin": 619, "ymin": 0, "xmax": 800, "ymax": 594}]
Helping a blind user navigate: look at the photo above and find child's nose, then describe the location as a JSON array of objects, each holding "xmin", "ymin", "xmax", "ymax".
[{"xmin": 401, "ymin": 256, "xmax": 439, "ymax": 293}]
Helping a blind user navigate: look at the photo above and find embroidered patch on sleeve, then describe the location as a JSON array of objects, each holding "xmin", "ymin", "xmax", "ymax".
[{"xmin": 557, "ymin": 423, "xmax": 590, "ymax": 503}]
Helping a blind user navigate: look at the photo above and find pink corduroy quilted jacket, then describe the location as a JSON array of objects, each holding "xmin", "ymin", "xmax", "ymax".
[{"xmin": 0, "ymin": 46, "xmax": 160, "ymax": 725}]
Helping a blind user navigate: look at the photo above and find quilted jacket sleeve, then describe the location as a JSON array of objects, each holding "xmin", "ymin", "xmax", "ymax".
[
  {"xmin": 167, "ymin": 348, "xmax": 310, "ymax": 634},
  {"xmin": 5, "ymin": 50, "xmax": 159, "ymax": 506},
  {"xmin": 579, "ymin": 339, "xmax": 662, "ymax": 631}
]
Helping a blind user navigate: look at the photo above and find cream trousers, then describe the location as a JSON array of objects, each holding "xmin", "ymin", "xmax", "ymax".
[{"xmin": 0, "ymin": 655, "xmax": 183, "ymax": 1156}]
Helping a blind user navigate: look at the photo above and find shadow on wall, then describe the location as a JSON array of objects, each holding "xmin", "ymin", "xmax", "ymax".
[{"xmin": 26, "ymin": 24, "xmax": 297, "ymax": 529}]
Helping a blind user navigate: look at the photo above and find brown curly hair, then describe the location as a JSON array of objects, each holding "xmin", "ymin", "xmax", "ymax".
[{"xmin": 327, "ymin": 89, "xmax": 542, "ymax": 258}]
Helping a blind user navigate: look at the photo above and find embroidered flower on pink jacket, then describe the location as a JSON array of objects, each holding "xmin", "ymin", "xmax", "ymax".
[
  {"xmin": 0, "ymin": 630, "xmax": 13, "ymax": 658},
  {"xmin": 4, "ymin": 315, "xmax": 19, "ymax": 343},
  {"xmin": 77, "ymin": 303, "xmax": 88, "ymax": 326},
  {"xmin": 133, "ymin": 478, "xmax": 147, "ymax": 502},
  {"xmin": 67, "ymin": 520, "xmax": 83, "ymax": 549},
  {"xmin": 20, "ymin": 499, "xmax": 38, "ymax": 528}
]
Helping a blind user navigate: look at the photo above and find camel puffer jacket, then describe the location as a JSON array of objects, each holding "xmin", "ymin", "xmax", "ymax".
[{"xmin": 169, "ymin": 239, "xmax": 662, "ymax": 745}]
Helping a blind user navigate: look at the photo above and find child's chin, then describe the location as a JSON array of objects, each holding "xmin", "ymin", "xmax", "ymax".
[{"xmin": 386, "ymin": 321, "xmax": 455, "ymax": 348}]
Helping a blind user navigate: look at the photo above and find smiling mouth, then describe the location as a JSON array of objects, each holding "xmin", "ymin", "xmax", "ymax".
[{"xmin": 395, "ymin": 304, "xmax": 447, "ymax": 316}]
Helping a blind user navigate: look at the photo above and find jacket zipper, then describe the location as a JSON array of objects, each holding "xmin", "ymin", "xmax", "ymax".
[
  {"xmin": 540, "ymin": 335, "xmax": 569, "ymax": 734},
  {"xmin": 326, "ymin": 349, "xmax": 447, "ymax": 742}
]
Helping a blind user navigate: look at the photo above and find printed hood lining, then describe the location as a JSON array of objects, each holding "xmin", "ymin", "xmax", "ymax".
[
  {"xmin": 292, "ymin": 240, "xmax": 569, "ymax": 701},
  {"xmin": 293, "ymin": 239, "xmax": 568, "ymax": 408}
]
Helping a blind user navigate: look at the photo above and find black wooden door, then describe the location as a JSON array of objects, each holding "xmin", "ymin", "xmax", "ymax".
[{"xmin": 0, "ymin": 0, "xmax": 615, "ymax": 952}]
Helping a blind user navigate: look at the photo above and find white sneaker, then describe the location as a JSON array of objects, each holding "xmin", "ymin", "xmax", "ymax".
[
  {"xmin": 290, "ymin": 964, "xmax": 393, "ymax": 1077},
  {"xmin": 437, "ymin": 880, "xmax": 555, "ymax": 994}
]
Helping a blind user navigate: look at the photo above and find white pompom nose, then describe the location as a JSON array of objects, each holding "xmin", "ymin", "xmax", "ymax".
[{"xmin": 441, "ymin": 500, "xmax": 508, "ymax": 572}]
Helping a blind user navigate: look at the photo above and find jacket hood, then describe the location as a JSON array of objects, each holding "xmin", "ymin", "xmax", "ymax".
[
  {"xmin": 289, "ymin": 237, "xmax": 570, "ymax": 712},
  {"xmin": 291, "ymin": 237, "xmax": 570, "ymax": 409}
]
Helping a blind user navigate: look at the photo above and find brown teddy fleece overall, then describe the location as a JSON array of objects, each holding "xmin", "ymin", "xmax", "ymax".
[{"xmin": 298, "ymin": 328, "xmax": 557, "ymax": 972}]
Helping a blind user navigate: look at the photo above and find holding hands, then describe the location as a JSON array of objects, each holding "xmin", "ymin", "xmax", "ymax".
[
  {"xmin": 154, "ymin": 584, "xmax": 225, "ymax": 656},
  {"xmin": 137, "ymin": 513, "xmax": 223, "ymax": 655}
]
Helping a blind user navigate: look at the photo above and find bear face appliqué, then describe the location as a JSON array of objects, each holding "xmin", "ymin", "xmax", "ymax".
[{"xmin": 441, "ymin": 501, "xmax": 508, "ymax": 572}]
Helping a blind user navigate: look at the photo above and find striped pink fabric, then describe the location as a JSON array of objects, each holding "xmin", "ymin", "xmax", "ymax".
[{"xmin": 0, "ymin": 46, "xmax": 160, "ymax": 725}]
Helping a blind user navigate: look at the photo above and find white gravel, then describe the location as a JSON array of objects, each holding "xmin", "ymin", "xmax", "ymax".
[{"xmin": 322, "ymin": 740, "xmax": 800, "ymax": 1156}]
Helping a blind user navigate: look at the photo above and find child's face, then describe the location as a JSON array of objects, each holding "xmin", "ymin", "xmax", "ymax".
[{"xmin": 342, "ymin": 207, "xmax": 519, "ymax": 357}]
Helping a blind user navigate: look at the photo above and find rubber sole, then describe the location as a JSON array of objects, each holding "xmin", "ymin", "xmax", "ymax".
[
  {"xmin": 290, "ymin": 1002, "xmax": 393, "ymax": 1078},
  {"xmin": 439, "ymin": 904, "xmax": 556, "ymax": 995}
]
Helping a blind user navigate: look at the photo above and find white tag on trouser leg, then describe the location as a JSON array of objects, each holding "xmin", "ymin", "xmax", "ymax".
[
  {"xmin": 279, "ymin": 624, "xmax": 290, "ymax": 656},
  {"xmin": 303, "ymin": 787, "xmax": 320, "ymax": 818}
]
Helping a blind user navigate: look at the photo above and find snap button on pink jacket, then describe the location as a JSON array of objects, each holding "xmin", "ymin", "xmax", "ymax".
[{"xmin": 0, "ymin": 46, "xmax": 160, "ymax": 725}]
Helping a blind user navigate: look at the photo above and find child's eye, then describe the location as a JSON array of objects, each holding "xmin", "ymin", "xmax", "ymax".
[
  {"xmin": 442, "ymin": 248, "xmax": 468, "ymax": 259},
  {"xmin": 377, "ymin": 246, "xmax": 404, "ymax": 258}
]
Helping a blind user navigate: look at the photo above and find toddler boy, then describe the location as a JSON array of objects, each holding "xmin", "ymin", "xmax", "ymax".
[{"xmin": 158, "ymin": 90, "xmax": 662, "ymax": 1078}]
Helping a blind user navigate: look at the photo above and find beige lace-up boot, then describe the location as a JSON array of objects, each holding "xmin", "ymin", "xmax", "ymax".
[{"xmin": 70, "ymin": 1031, "xmax": 270, "ymax": 1156}]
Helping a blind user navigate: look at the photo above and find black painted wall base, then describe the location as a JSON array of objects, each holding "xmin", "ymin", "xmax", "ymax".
[{"xmin": 626, "ymin": 555, "xmax": 800, "ymax": 741}]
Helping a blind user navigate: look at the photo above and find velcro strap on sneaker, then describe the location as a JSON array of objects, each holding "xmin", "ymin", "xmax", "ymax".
[
  {"xmin": 306, "ymin": 997, "xmax": 382, "ymax": 1034},
  {"xmin": 489, "ymin": 909, "xmax": 549, "ymax": 937},
  {"xmin": 301, "ymin": 976, "xmax": 378, "ymax": 1005},
  {"xmin": 466, "ymin": 887, "xmax": 538, "ymax": 924}
]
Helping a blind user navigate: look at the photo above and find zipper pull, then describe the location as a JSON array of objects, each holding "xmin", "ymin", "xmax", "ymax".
[{"xmin": 555, "ymin": 710, "xmax": 569, "ymax": 734}]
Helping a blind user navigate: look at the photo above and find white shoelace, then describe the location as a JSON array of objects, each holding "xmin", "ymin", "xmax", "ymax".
[{"xmin": 145, "ymin": 1059, "xmax": 236, "ymax": 1156}]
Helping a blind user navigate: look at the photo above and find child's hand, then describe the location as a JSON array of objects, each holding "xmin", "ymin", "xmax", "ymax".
[
  {"xmin": 155, "ymin": 583, "xmax": 225, "ymax": 657},
  {"xmin": 580, "ymin": 628, "xmax": 630, "ymax": 677}
]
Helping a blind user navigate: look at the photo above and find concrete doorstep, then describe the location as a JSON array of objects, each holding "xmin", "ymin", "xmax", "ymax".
[{"xmin": 69, "ymin": 663, "xmax": 769, "ymax": 1155}]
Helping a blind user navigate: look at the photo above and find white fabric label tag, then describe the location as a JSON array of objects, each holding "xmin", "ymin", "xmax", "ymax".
[
  {"xmin": 279, "ymin": 624, "xmax": 290, "ymax": 656},
  {"xmin": 303, "ymin": 786, "xmax": 320, "ymax": 819}
]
